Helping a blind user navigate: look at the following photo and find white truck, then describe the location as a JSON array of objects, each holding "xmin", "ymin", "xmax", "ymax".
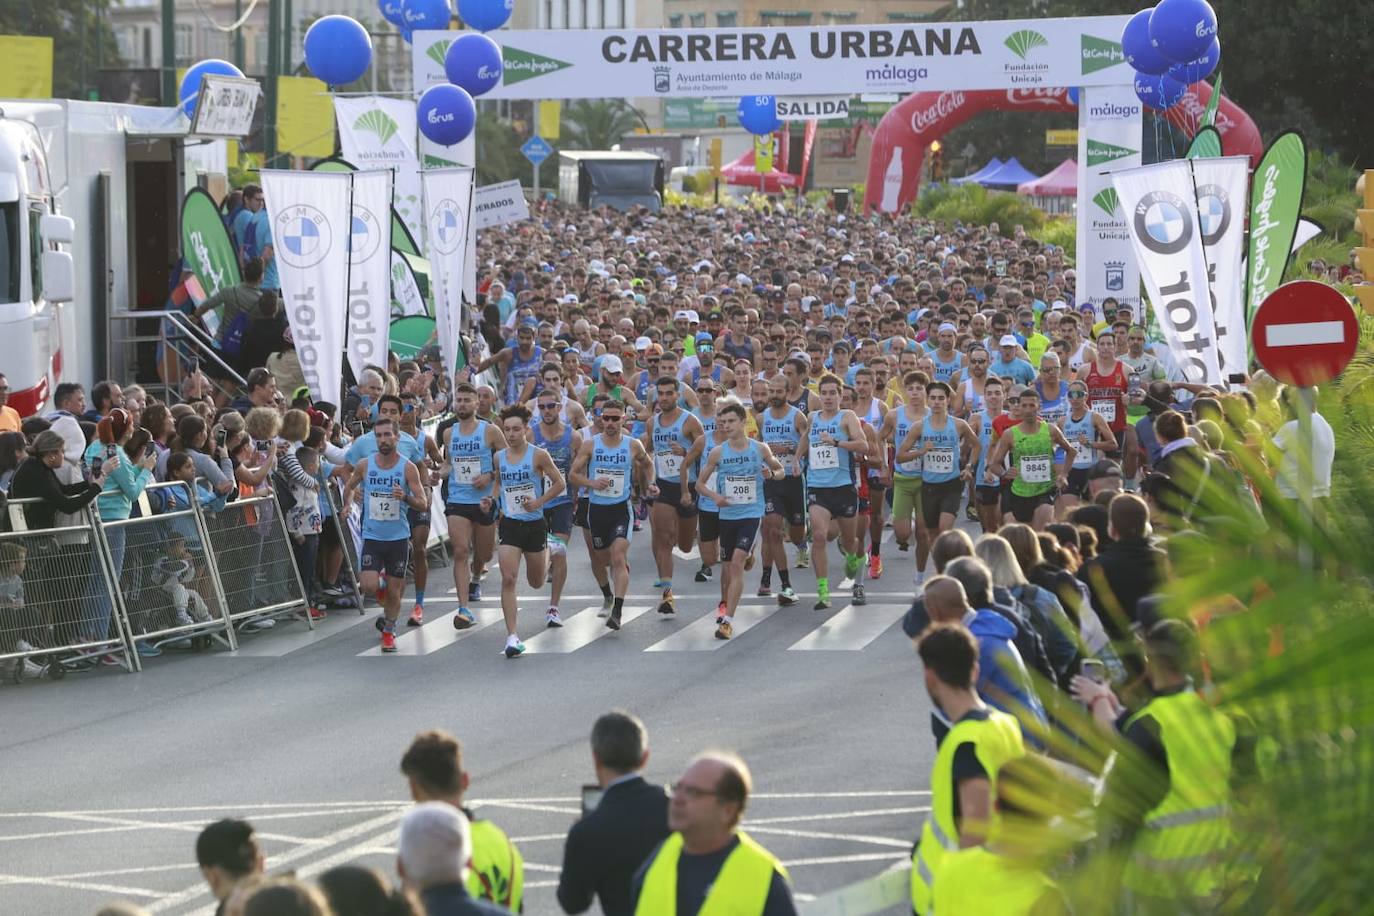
[{"xmin": 0, "ymin": 99, "xmax": 233, "ymax": 415}]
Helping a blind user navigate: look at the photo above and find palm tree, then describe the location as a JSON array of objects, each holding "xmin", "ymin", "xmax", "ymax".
[{"xmin": 560, "ymin": 99, "xmax": 645, "ymax": 151}]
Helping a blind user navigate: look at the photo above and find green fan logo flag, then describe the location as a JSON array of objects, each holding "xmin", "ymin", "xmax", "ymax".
[
  {"xmin": 182, "ymin": 188, "xmax": 240, "ymax": 298},
  {"xmin": 1245, "ymin": 131, "xmax": 1308, "ymax": 329},
  {"xmin": 1186, "ymin": 126, "xmax": 1222, "ymax": 159},
  {"xmin": 1202, "ymin": 73, "xmax": 1223, "ymax": 129}
]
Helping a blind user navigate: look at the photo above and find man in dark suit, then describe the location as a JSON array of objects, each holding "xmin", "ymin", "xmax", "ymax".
[{"xmin": 558, "ymin": 710, "xmax": 670, "ymax": 915}]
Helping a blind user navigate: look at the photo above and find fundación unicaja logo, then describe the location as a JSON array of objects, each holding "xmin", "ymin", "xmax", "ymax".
[
  {"xmin": 1004, "ymin": 29, "xmax": 1048, "ymax": 61},
  {"xmin": 354, "ymin": 109, "xmax": 399, "ymax": 145},
  {"xmin": 1081, "ymin": 35, "xmax": 1126, "ymax": 74},
  {"xmin": 426, "ymin": 39, "xmax": 454, "ymax": 69},
  {"xmin": 1093, "ymin": 187, "xmax": 1121, "ymax": 218},
  {"xmin": 501, "ymin": 46, "xmax": 573, "ymax": 86}
]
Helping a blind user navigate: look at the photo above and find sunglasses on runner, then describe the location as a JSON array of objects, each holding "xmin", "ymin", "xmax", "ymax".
[
  {"xmin": 1068, "ymin": 391, "xmax": 1087, "ymax": 398},
  {"xmin": 601, "ymin": 413, "xmax": 623, "ymax": 422},
  {"xmin": 538, "ymin": 402, "xmax": 559, "ymax": 410}
]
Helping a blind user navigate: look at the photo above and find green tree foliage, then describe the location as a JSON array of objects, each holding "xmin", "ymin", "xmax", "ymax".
[
  {"xmin": 0, "ymin": 0, "xmax": 124, "ymax": 100},
  {"xmin": 914, "ymin": 182, "xmax": 1046, "ymax": 235},
  {"xmin": 560, "ymin": 99, "xmax": 643, "ymax": 151}
]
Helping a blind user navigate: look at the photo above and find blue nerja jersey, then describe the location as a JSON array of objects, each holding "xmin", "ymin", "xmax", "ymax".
[
  {"xmin": 717, "ymin": 439, "xmax": 767, "ymax": 520},
  {"xmin": 919, "ymin": 416, "xmax": 962, "ymax": 484},
  {"xmin": 807, "ymin": 411, "xmax": 851, "ymax": 489},
  {"xmin": 588, "ymin": 434, "xmax": 633, "ymax": 506},
  {"xmin": 651, "ymin": 410, "xmax": 692, "ymax": 483},
  {"xmin": 496, "ymin": 446, "xmax": 544, "ymax": 521},
  {"xmin": 533, "ymin": 423, "xmax": 573, "ymax": 508},
  {"xmin": 760, "ymin": 405, "xmax": 802, "ymax": 476},
  {"xmin": 448, "ymin": 420, "xmax": 494, "ymax": 503},
  {"xmin": 361, "ymin": 455, "xmax": 411, "ymax": 542}
]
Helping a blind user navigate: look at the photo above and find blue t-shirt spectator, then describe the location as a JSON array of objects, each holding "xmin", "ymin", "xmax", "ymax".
[{"xmin": 248, "ymin": 209, "xmax": 279, "ymax": 291}]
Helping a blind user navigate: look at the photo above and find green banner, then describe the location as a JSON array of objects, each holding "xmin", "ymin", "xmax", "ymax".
[
  {"xmin": 1185, "ymin": 126, "xmax": 1222, "ymax": 159},
  {"xmin": 1201, "ymin": 73, "xmax": 1222, "ymax": 129},
  {"xmin": 1245, "ymin": 131, "xmax": 1308, "ymax": 328},
  {"xmin": 181, "ymin": 188, "xmax": 240, "ymax": 299}
]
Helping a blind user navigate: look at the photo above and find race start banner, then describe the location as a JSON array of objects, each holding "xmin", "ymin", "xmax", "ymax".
[
  {"xmin": 260, "ymin": 170, "xmax": 351, "ymax": 407},
  {"xmin": 1190, "ymin": 156, "xmax": 1249, "ymax": 378},
  {"xmin": 347, "ymin": 170, "xmax": 394, "ymax": 380},
  {"xmin": 1112, "ymin": 160, "xmax": 1223, "ymax": 385},
  {"xmin": 421, "ymin": 168, "xmax": 476, "ymax": 375},
  {"xmin": 1075, "ymin": 84, "xmax": 1143, "ymax": 319},
  {"xmin": 412, "ymin": 16, "xmax": 1132, "ymax": 99},
  {"xmin": 180, "ymin": 187, "xmax": 241, "ymax": 299}
]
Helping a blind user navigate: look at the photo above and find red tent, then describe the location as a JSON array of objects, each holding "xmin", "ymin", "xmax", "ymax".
[{"xmin": 1017, "ymin": 158, "xmax": 1077, "ymax": 197}]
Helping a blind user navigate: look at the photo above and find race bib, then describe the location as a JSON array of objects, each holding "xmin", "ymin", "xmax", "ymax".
[
  {"xmin": 811, "ymin": 443, "xmax": 840, "ymax": 470},
  {"xmin": 656, "ymin": 451, "xmax": 683, "ymax": 479},
  {"xmin": 502, "ymin": 482, "xmax": 536, "ymax": 517},
  {"xmin": 1090, "ymin": 399, "xmax": 1117, "ymax": 423},
  {"xmin": 924, "ymin": 448, "xmax": 955, "ymax": 476},
  {"xmin": 724, "ymin": 474, "xmax": 757, "ymax": 504},
  {"xmin": 598, "ymin": 468, "xmax": 627, "ymax": 499},
  {"xmin": 452, "ymin": 456, "xmax": 481, "ymax": 485},
  {"xmin": 1020, "ymin": 455, "xmax": 1052, "ymax": 484},
  {"xmin": 368, "ymin": 493, "xmax": 401, "ymax": 521}
]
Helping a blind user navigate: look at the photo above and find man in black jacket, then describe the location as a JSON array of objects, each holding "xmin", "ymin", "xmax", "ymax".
[
  {"xmin": 1079, "ymin": 493, "xmax": 1167, "ymax": 641},
  {"xmin": 558, "ymin": 710, "xmax": 670, "ymax": 916}
]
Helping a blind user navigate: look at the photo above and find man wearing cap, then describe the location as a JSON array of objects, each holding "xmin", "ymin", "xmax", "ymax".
[
  {"xmin": 929, "ymin": 323, "xmax": 966, "ymax": 385},
  {"xmin": 990, "ymin": 335, "xmax": 1035, "ymax": 386},
  {"xmin": 472, "ymin": 322, "xmax": 544, "ymax": 406},
  {"xmin": 1087, "ymin": 458, "xmax": 1125, "ymax": 501}
]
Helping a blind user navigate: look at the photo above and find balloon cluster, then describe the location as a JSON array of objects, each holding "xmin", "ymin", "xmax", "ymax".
[
  {"xmin": 178, "ymin": 59, "xmax": 245, "ymax": 118},
  {"xmin": 736, "ymin": 96, "xmax": 781, "ymax": 136},
  {"xmin": 1120, "ymin": 0, "xmax": 1220, "ymax": 111},
  {"xmin": 410, "ymin": 0, "xmax": 513, "ymax": 146}
]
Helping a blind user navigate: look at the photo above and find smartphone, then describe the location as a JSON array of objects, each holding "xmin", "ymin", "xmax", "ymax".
[
  {"xmin": 580, "ymin": 784, "xmax": 604, "ymax": 817},
  {"xmin": 89, "ymin": 456, "xmax": 104, "ymax": 479},
  {"xmin": 1082, "ymin": 658, "xmax": 1107, "ymax": 685},
  {"xmin": 255, "ymin": 439, "xmax": 269, "ymax": 454},
  {"xmin": 1227, "ymin": 372, "xmax": 1248, "ymax": 394},
  {"xmin": 106, "ymin": 443, "xmax": 118, "ymax": 459},
  {"xmin": 216, "ymin": 428, "xmax": 227, "ymax": 448}
]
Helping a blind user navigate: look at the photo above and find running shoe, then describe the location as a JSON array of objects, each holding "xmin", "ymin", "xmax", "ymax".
[
  {"xmin": 715, "ymin": 620, "xmax": 733, "ymax": 640},
  {"xmin": 869, "ymin": 555, "xmax": 883, "ymax": 580},
  {"xmin": 320, "ymin": 583, "xmax": 347, "ymax": 598},
  {"xmin": 715, "ymin": 602, "xmax": 728, "ymax": 625},
  {"xmin": 632, "ymin": 519, "xmax": 642, "ymax": 531},
  {"xmin": 504, "ymin": 638, "xmax": 526, "ymax": 659},
  {"xmin": 757, "ymin": 584, "xmax": 773, "ymax": 597},
  {"xmin": 135, "ymin": 642, "xmax": 161, "ymax": 658},
  {"xmin": 844, "ymin": 552, "xmax": 862, "ymax": 580},
  {"xmin": 598, "ymin": 596, "xmax": 612, "ymax": 617},
  {"xmin": 694, "ymin": 566, "xmax": 710, "ymax": 583},
  {"xmin": 605, "ymin": 610, "xmax": 622, "ymax": 631},
  {"xmin": 407, "ymin": 604, "xmax": 424, "ymax": 626},
  {"xmin": 913, "ymin": 568, "xmax": 926, "ymax": 587},
  {"xmin": 546, "ymin": 608, "xmax": 563, "ymax": 628},
  {"xmin": 778, "ymin": 586, "xmax": 798, "ymax": 606},
  {"xmin": 452, "ymin": 607, "xmax": 476, "ymax": 630},
  {"xmin": 297, "ymin": 607, "xmax": 327, "ymax": 623},
  {"xmin": 794, "ymin": 546, "xmax": 810, "ymax": 568},
  {"xmin": 657, "ymin": 593, "xmax": 676, "ymax": 616},
  {"xmin": 897, "ymin": 540, "xmax": 910, "ymax": 552},
  {"xmin": 853, "ymin": 584, "xmax": 867, "ymax": 606},
  {"xmin": 814, "ymin": 584, "xmax": 831, "ymax": 611},
  {"xmin": 965, "ymin": 505, "xmax": 978, "ymax": 522},
  {"xmin": 468, "ymin": 581, "xmax": 482, "ymax": 602},
  {"xmin": 242, "ymin": 617, "xmax": 275, "ymax": 631},
  {"xmin": 99, "ymin": 654, "xmax": 123, "ymax": 667},
  {"xmin": 380, "ymin": 631, "xmax": 397, "ymax": 653}
]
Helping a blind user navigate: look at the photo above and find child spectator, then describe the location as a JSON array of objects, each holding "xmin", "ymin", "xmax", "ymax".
[
  {"xmin": 286, "ymin": 447, "xmax": 324, "ymax": 617},
  {"xmin": 152, "ymin": 533, "xmax": 212, "ymax": 627}
]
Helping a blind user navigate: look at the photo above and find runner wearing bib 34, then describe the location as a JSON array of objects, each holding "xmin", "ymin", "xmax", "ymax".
[
  {"xmin": 895, "ymin": 381, "xmax": 980, "ymax": 540},
  {"xmin": 804, "ymin": 374, "xmax": 869, "ymax": 611},
  {"xmin": 695, "ymin": 403, "xmax": 785, "ymax": 640},
  {"xmin": 342, "ymin": 419, "xmax": 429, "ymax": 654},
  {"xmin": 490, "ymin": 405, "xmax": 566, "ymax": 659},
  {"xmin": 1056, "ymin": 379, "xmax": 1118, "ymax": 513},
  {"xmin": 984, "ymin": 387, "xmax": 1077, "ymax": 531}
]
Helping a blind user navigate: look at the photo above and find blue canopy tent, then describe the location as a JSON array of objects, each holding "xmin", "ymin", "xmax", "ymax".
[
  {"xmin": 978, "ymin": 157, "xmax": 1039, "ymax": 187},
  {"xmin": 950, "ymin": 157, "xmax": 1003, "ymax": 185}
]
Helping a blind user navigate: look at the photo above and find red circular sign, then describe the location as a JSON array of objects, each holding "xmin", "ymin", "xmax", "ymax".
[{"xmin": 1251, "ymin": 280, "xmax": 1359, "ymax": 387}]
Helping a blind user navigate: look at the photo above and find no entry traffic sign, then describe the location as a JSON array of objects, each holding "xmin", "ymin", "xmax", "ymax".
[{"xmin": 1251, "ymin": 280, "xmax": 1359, "ymax": 387}]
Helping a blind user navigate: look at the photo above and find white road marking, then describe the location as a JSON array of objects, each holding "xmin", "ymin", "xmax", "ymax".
[
  {"xmin": 745, "ymin": 806, "xmax": 930, "ymax": 825},
  {"xmin": 0, "ymin": 873, "xmax": 161, "ymax": 898},
  {"xmin": 1265, "ymin": 320, "xmax": 1345, "ymax": 347},
  {"xmin": 782, "ymin": 852, "xmax": 909, "ymax": 867},
  {"xmin": 524, "ymin": 605, "xmax": 651, "ymax": 653},
  {"xmin": 644, "ymin": 602, "xmax": 785, "ymax": 652},
  {"xmin": 356, "ymin": 606, "xmax": 502, "ymax": 656},
  {"xmin": 744, "ymin": 824, "xmax": 914, "ymax": 849},
  {"xmin": 788, "ymin": 604, "xmax": 907, "ymax": 651},
  {"xmin": 222, "ymin": 611, "xmax": 375, "ymax": 657}
]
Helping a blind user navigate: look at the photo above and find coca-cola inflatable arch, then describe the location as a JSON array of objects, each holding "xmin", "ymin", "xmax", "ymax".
[{"xmin": 862, "ymin": 85, "xmax": 1263, "ymax": 213}]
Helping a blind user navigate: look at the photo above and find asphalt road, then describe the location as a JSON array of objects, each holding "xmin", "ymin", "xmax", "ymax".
[{"xmin": 0, "ymin": 517, "xmax": 955, "ymax": 915}]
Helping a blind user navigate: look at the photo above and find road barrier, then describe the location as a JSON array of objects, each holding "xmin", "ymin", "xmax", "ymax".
[{"xmin": 201, "ymin": 488, "xmax": 310, "ymax": 630}]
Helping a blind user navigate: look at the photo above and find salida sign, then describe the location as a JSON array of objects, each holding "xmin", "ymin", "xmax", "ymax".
[{"xmin": 775, "ymin": 96, "xmax": 850, "ymax": 121}]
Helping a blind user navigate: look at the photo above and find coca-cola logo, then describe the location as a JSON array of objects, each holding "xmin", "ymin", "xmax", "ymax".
[
  {"xmin": 1005, "ymin": 88, "xmax": 1068, "ymax": 107},
  {"xmin": 1174, "ymin": 91, "xmax": 1235, "ymax": 131},
  {"xmin": 910, "ymin": 91, "xmax": 966, "ymax": 133}
]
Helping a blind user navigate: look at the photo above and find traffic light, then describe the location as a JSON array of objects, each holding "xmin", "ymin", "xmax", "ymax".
[
  {"xmin": 929, "ymin": 140, "xmax": 944, "ymax": 182},
  {"xmin": 1357, "ymin": 170, "xmax": 1374, "ymax": 315}
]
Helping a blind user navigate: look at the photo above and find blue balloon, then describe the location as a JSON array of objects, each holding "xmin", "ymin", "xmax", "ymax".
[
  {"xmin": 402, "ymin": 28, "xmax": 415, "ymax": 44},
  {"xmin": 1121, "ymin": 9, "xmax": 1172, "ymax": 76},
  {"xmin": 178, "ymin": 59, "xmax": 244, "ymax": 118},
  {"xmin": 304, "ymin": 15, "xmax": 372, "ymax": 86},
  {"xmin": 1149, "ymin": 0, "xmax": 1218, "ymax": 64},
  {"xmin": 1133, "ymin": 72, "xmax": 1186, "ymax": 111},
  {"xmin": 1166, "ymin": 37, "xmax": 1220, "ymax": 84},
  {"xmin": 458, "ymin": 0, "xmax": 514, "ymax": 32},
  {"xmin": 444, "ymin": 32, "xmax": 503, "ymax": 97},
  {"xmin": 737, "ymin": 95, "xmax": 780, "ymax": 136},
  {"xmin": 402, "ymin": 0, "xmax": 451, "ymax": 32},
  {"xmin": 378, "ymin": 0, "xmax": 406, "ymax": 27},
  {"xmin": 418, "ymin": 84, "xmax": 476, "ymax": 146}
]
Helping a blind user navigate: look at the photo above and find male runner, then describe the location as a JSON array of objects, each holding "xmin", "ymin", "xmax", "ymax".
[
  {"xmin": 852, "ymin": 368, "xmax": 888, "ymax": 580},
  {"xmin": 971, "ymin": 377, "xmax": 1015, "ymax": 534},
  {"xmin": 1056, "ymin": 379, "xmax": 1118, "ymax": 512},
  {"xmin": 690, "ymin": 379, "xmax": 722, "ymax": 583},
  {"xmin": 473, "ymin": 322, "xmax": 544, "ymax": 405},
  {"xmin": 695, "ymin": 402, "xmax": 785, "ymax": 639},
  {"xmin": 757, "ymin": 375, "xmax": 807, "ymax": 605},
  {"xmin": 342, "ymin": 419, "xmax": 429, "ymax": 653},
  {"xmin": 532, "ymin": 392, "xmax": 583, "ymax": 627},
  {"xmin": 877, "ymin": 370, "xmax": 931, "ymax": 583},
  {"xmin": 445, "ymin": 382, "xmax": 508, "ymax": 629},
  {"xmin": 896, "ymin": 381, "xmax": 981, "ymax": 539},
  {"xmin": 645, "ymin": 376, "xmax": 705, "ymax": 615},
  {"xmin": 781, "ymin": 357, "xmax": 816, "ymax": 568},
  {"xmin": 568, "ymin": 400, "xmax": 656, "ymax": 630},
  {"xmin": 984, "ymin": 388, "xmax": 1077, "ymax": 530},
  {"xmin": 488, "ymin": 405, "xmax": 565, "ymax": 658},
  {"xmin": 929, "ymin": 323, "xmax": 966, "ymax": 384},
  {"xmin": 1082, "ymin": 327, "xmax": 1130, "ymax": 463},
  {"xmin": 805, "ymin": 374, "xmax": 869, "ymax": 610},
  {"xmin": 398, "ymin": 395, "xmax": 443, "ymax": 625}
]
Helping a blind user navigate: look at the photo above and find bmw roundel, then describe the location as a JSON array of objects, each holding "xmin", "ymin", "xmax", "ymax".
[
  {"xmin": 1133, "ymin": 190, "xmax": 1193, "ymax": 255},
  {"xmin": 1194, "ymin": 183, "xmax": 1231, "ymax": 246},
  {"xmin": 429, "ymin": 199, "xmax": 465, "ymax": 256},
  {"xmin": 349, "ymin": 205, "xmax": 383, "ymax": 264},
  {"xmin": 278, "ymin": 204, "xmax": 334, "ymax": 269}
]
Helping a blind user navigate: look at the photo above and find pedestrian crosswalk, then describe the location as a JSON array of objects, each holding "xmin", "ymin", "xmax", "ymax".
[{"xmin": 213, "ymin": 593, "xmax": 913, "ymax": 660}]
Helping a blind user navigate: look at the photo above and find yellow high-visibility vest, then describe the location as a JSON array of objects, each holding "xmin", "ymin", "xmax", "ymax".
[
  {"xmin": 911, "ymin": 709, "xmax": 1025, "ymax": 915},
  {"xmin": 1121, "ymin": 690, "xmax": 1236, "ymax": 901},
  {"xmin": 635, "ymin": 830, "xmax": 789, "ymax": 916},
  {"xmin": 933, "ymin": 846, "xmax": 1059, "ymax": 915},
  {"xmin": 467, "ymin": 817, "xmax": 524, "ymax": 911}
]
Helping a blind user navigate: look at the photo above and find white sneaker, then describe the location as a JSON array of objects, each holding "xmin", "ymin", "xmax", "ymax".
[
  {"xmin": 546, "ymin": 609, "xmax": 563, "ymax": 628},
  {"xmin": 242, "ymin": 617, "xmax": 276, "ymax": 631},
  {"xmin": 913, "ymin": 568, "xmax": 926, "ymax": 587},
  {"xmin": 15, "ymin": 639, "xmax": 35, "ymax": 653},
  {"xmin": 174, "ymin": 610, "xmax": 194, "ymax": 627}
]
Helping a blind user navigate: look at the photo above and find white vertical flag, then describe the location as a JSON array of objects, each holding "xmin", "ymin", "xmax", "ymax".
[
  {"xmin": 1112, "ymin": 161, "xmax": 1223, "ymax": 385},
  {"xmin": 421, "ymin": 167, "xmax": 476, "ymax": 374},
  {"xmin": 1076, "ymin": 85, "xmax": 1144, "ymax": 320},
  {"xmin": 346, "ymin": 170, "xmax": 394, "ymax": 380},
  {"xmin": 260, "ymin": 170, "xmax": 351, "ymax": 407},
  {"xmin": 334, "ymin": 96, "xmax": 424, "ymax": 248},
  {"xmin": 1189, "ymin": 157, "xmax": 1249, "ymax": 379}
]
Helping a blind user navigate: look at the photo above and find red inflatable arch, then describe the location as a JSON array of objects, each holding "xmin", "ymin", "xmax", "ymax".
[{"xmin": 862, "ymin": 83, "xmax": 1263, "ymax": 213}]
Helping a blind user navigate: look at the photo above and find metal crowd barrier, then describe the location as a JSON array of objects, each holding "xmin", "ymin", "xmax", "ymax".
[
  {"xmin": 0, "ymin": 499, "xmax": 137, "ymax": 679},
  {"xmin": 200, "ymin": 487, "xmax": 311, "ymax": 632}
]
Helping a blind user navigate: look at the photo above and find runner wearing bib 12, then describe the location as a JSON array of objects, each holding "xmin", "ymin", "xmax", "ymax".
[
  {"xmin": 804, "ymin": 374, "xmax": 868, "ymax": 611},
  {"xmin": 1056, "ymin": 380, "xmax": 1118, "ymax": 508},
  {"xmin": 896, "ymin": 381, "xmax": 981, "ymax": 537},
  {"xmin": 645, "ymin": 377, "xmax": 706, "ymax": 617},
  {"xmin": 490, "ymin": 405, "xmax": 566, "ymax": 659},
  {"xmin": 342, "ymin": 419, "xmax": 429, "ymax": 653},
  {"xmin": 695, "ymin": 403, "xmax": 785, "ymax": 640},
  {"xmin": 984, "ymin": 387, "xmax": 1077, "ymax": 531}
]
